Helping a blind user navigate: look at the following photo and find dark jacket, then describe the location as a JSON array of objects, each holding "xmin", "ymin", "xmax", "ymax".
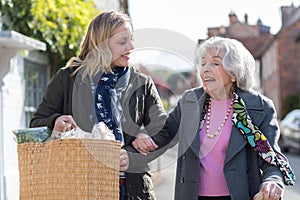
[
  {"xmin": 30, "ymin": 66, "xmax": 167, "ymax": 200},
  {"xmin": 151, "ymin": 87, "xmax": 284, "ymax": 200}
]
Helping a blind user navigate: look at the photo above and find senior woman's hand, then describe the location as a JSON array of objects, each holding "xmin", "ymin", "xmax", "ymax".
[
  {"xmin": 132, "ymin": 132, "xmax": 158, "ymax": 154},
  {"xmin": 253, "ymin": 181, "xmax": 283, "ymax": 200}
]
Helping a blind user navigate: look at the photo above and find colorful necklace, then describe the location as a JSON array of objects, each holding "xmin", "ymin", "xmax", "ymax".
[{"xmin": 206, "ymin": 98, "xmax": 233, "ymax": 139}]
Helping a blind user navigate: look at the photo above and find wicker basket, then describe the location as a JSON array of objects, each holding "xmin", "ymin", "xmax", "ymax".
[{"xmin": 18, "ymin": 138, "xmax": 121, "ymax": 200}]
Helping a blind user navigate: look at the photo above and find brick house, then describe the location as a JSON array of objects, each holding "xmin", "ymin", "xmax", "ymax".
[
  {"xmin": 273, "ymin": 4, "xmax": 300, "ymax": 117},
  {"xmin": 205, "ymin": 3, "xmax": 300, "ymax": 118}
]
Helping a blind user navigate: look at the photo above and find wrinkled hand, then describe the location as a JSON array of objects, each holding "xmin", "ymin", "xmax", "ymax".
[
  {"xmin": 253, "ymin": 181, "xmax": 283, "ymax": 200},
  {"xmin": 132, "ymin": 132, "xmax": 158, "ymax": 155},
  {"xmin": 120, "ymin": 149, "xmax": 129, "ymax": 171}
]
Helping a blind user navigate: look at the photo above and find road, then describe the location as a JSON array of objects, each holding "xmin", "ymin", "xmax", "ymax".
[
  {"xmin": 151, "ymin": 147, "xmax": 300, "ymax": 200},
  {"xmin": 283, "ymin": 151, "xmax": 300, "ymax": 200}
]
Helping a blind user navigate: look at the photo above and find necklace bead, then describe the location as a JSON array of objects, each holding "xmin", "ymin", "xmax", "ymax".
[{"xmin": 206, "ymin": 98, "xmax": 233, "ymax": 139}]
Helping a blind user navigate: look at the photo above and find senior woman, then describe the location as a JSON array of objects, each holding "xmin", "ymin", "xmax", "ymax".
[{"xmin": 133, "ymin": 37, "xmax": 295, "ymax": 200}]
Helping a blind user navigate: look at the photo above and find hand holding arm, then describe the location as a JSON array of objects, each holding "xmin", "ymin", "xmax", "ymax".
[{"xmin": 132, "ymin": 132, "xmax": 158, "ymax": 154}]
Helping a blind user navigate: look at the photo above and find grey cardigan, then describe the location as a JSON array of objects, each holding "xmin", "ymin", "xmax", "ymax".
[{"xmin": 152, "ymin": 87, "xmax": 284, "ymax": 200}]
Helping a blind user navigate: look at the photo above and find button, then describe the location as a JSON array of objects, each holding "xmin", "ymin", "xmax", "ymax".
[{"xmin": 180, "ymin": 177, "xmax": 184, "ymax": 184}]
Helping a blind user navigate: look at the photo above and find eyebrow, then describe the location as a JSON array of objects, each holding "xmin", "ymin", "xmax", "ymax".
[
  {"xmin": 201, "ymin": 55, "xmax": 222, "ymax": 60},
  {"xmin": 211, "ymin": 55, "xmax": 222, "ymax": 59}
]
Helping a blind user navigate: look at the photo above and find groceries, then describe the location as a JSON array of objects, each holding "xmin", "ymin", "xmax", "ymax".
[
  {"xmin": 12, "ymin": 126, "xmax": 52, "ymax": 144},
  {"xmin": 13, "ymin": 122, "xmax": 115, "ymax": 144}
]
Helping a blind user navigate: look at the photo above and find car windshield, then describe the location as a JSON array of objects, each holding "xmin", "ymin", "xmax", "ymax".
[{"xmin": 281, "ymin": 109, "xmax": 300, "ymax": 129}]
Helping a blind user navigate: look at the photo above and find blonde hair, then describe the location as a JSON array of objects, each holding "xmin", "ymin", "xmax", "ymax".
[
  {"xmin": 65, "ymin": 11, "xmax": 131, "ymax": 78},
  {"xmin": 196, "ymin": 37, "xmax": 255, "ymax": 91}
]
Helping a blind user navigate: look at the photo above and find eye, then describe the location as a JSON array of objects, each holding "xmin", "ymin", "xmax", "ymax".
[
  {"xmin": 118, "ymin": 40, "xmax": 126, "ymax": 45},
  {"xmin": 213, "ymin": 61, "xmax": 219, "ymax": 66}
]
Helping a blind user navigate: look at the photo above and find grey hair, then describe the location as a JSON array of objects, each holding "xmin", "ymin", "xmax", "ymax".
[{"xmin": 196, "ymin": 37, "xmax": 255, "ymax": 91}]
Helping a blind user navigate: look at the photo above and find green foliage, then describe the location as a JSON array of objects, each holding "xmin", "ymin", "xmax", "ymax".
[
  {"xmin": 0, "ymin": 0, "xmax": 99, "ymax": 74},
  {"xmin": 282, "ymin": 94, "xmax": 300, "ymax": 118}
]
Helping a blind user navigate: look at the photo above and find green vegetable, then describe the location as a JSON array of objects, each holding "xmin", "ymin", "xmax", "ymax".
[{"xmin": 12, "ymin": 127, "xmax": 52, "ymax": 143}]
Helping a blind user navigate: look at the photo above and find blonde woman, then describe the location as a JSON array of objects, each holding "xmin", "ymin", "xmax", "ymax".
[{"xmin": 30, "ymin": 11, "xmax": 166, "ymax": 200}]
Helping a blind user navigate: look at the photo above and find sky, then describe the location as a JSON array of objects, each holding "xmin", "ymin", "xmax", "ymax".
[
  {"xmin": 128, "ymin": 0, "xmax": 300, "ymax": 42},
  {"xmin": 126, "ymin": 0, "xmax": 300, "ymax": 75}
]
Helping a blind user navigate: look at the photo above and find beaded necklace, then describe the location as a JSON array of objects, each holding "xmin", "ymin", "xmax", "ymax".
[{"xmin": 206, "ymin": 97, "xmax": 233, "ymax": 139}]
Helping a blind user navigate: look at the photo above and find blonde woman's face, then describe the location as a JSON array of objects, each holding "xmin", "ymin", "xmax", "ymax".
[
  {"xmin": 199, "ymin": 49, "xmax": 235, "ymax": 100},
  {"xmin": 109, "ymin": 22, "xmax": 134, "ymax": 68}
]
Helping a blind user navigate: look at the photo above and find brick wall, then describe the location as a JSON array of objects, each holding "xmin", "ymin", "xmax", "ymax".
[{"xmin": 277, "ymin": 21, "xmax": 300, "ymax": 115}]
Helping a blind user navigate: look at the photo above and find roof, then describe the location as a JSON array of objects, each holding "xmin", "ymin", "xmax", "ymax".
[
  {"xmin": 0, "ymin": 30, "xmax": 46, "ymax": 51},
  {"xmin": 237, "ymin": 34, "xmax": 274, "ymax": 58}
]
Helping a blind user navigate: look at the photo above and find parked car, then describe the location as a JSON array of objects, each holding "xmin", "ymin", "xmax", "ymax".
[{"xmin": 279, "ymin": 109, "xmax": 300, "ymax": 152}]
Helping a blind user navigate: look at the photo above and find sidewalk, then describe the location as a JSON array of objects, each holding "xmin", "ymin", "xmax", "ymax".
[{"xmin": 150, "ymin": 145, "xmax": 177, "ymax": 200}]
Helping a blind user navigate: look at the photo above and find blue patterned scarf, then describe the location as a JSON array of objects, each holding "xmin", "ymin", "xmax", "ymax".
[{"xmin": 95, "ymin": 67, "xmax": 129, "ymax": 144}]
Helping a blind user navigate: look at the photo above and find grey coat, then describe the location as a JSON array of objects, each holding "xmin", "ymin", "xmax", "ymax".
[{"xmin": 152, "ymin": 87, "xmax": 284, "ymax": 200}]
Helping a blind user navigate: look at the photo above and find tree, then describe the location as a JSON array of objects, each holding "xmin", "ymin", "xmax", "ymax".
[
  {"xmin": 282, "ymin": 94, "xmax": 300, "ymax": 119},
  {"xmin": 0, "ymin": 0, "xmax": 99, "ymax": 75}
]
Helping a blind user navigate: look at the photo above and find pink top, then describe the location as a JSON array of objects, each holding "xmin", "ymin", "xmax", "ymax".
[{"xmin": 198, "ymin": 99, "xmax": 233, "ymax": 196}]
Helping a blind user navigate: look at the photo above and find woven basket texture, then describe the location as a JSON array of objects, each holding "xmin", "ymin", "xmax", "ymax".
[{"xmin": 18, "ymin": 138, "xmax": 121, "ymax": 200}]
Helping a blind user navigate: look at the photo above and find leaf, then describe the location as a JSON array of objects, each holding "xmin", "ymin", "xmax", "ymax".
[{"xmin": 0, "ymin": 0, "xmax": 99, "ymax": 74}]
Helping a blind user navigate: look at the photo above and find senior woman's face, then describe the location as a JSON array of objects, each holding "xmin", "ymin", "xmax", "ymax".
[
  {"xmin": 199, "ymin": 49, "xmax": 235, "ymax": 100},
  {"xmin": 109, "ymin": 22, "xmax": 134, "ymax": 68}
]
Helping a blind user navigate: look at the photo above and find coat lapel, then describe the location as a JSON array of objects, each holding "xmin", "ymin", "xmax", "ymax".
[
  {"xmin": 224, "ymin": 127, "xmax": 247, "ymax": 164},
  {"xmin": 180, "ymin": 89, "xmax": 206, "ymax": 157},
  {"xmin": 224, "ymin": 89, "xmax": 264, "ymax": 164}
]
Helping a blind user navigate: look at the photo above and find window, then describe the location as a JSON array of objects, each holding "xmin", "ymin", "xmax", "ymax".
[{"xmin": 24, "ymin": 59, "xmax": 48, "ymax": 127}]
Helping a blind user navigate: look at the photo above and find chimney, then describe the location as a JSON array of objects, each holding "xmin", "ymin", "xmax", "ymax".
[
  {"xmin": 229, "ymin": 11, "xmax": 238, "ymax": 26},
  {"xmin": 244, "ymin": 13, "xmax": 248, "ymax": 24},
  {"xmin": 281, "ymin": 3, "xmax": 297, "ymax": 26}
]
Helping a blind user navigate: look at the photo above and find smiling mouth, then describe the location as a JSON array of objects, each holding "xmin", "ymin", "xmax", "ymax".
[
  {"xmin": 203, "ymin": 77, "xmax": 215, "ymax": 83},
  {"xmin": 121, "ymin": 54, "xmax": 130, "ymax": 60}
]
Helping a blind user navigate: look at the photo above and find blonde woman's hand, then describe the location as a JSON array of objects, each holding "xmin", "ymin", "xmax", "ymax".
[
  {"xmin": 120, "ymin": 149, "xmax": 129, "ymax": 171},
  {"xmin": 53, "ymin": 115, "xmax": 77, "ymax": 132},
  {"xmin": 253, "ymin": 181, "xmax": 283, "ymax": 200},
  {"xmin": 132, "ymin": 132, "xmax": 158, "ymax": 155}
]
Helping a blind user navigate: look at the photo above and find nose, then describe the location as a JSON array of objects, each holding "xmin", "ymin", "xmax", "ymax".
[
  {"xmin": 127, "ymin": 40, "xmax": 134, "ymax": 51},
  {"xmin": 199, "ymin": 64, "xmax": 210, "ymax": 73}
]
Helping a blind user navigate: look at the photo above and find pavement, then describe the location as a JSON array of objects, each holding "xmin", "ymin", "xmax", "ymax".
[{"xmin": 150, "ymin": 146, "xmax": 177, "ymax": 200}]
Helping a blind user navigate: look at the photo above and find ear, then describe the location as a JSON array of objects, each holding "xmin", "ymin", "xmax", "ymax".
[{"xmin": 230, "ymin": 75, "xmax": 237, "ymax": 83}]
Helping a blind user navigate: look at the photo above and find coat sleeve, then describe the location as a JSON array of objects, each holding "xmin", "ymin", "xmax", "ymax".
[
  {"xmin": 29, "ymin": 69, "xmax": 66, "ymax": 129},
  {"xmin": 142, "ymin": 76, "xmax": 167, "ymax": 137},
  {"xmin": 126, "ymin": 90, "xmax": 184, "ymax": 172}
]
